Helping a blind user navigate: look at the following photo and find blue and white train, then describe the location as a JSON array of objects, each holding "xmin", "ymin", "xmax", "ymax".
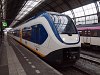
[{"xmin": 9, "ymin": 11, "xmax": 81, "ymax": 65}]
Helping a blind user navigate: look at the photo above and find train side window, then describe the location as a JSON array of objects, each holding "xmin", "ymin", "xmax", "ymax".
[
  {"xmin": 97, "ymin": 30, "xmax": 100, "ymax": 37},
  {"xmin": 84, "ymin": 30, "xmax": 87, "ymax": 36},
  {"xmin": 17, "ymin": 30, "xmax": 20, "ymax": 37},
  {"xmin": 22, "ymin": 27, "xmax": 32, "ymax": 41},
  {"xmin": 22, "ymin": 29, "xmax": 25, "ymax": 39},
  {"xmin": 31, "ymin": 24, "xmax": 48, "ymax": 45},
  {"xmin": 14, "ymin": 29, "xmax": 20, "ymax": 37},
  {"xmin": 81, "ymin": 30, "xmax": 84, "ymax": 36},
  {"xmin": 78, "ymin": 31, "xmax": 82, "ymax": 36},
  {"xmin": 88, "ymin": 30, "xmax": 91, "ymax": 36},
  {"xmin": 92, "ymin": 30, "xmax": 97, "ymax": 37}
]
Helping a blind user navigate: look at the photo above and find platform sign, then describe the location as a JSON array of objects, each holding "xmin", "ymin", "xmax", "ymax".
[{"xmin": 2, "ymin": 21, "xmax": 7, "ymax": 27}]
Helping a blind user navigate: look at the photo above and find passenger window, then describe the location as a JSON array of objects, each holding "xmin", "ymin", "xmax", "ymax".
[
  {"xmin": 97, "ymin": 30, "xmax": 100, "ymax": 37},
  {"xmin": 14, "ymin": 29, "xmax": 20, "ymax": 37},
  {"xmin": 22, "ymin": 27, "xmax": 32, "ymax": 41},
  {"xmin": 87, "ymin": 30, "xmax": 91, "ymax": 36},
  {"xmin": 78, "ymin": 31, "xmax": 82, "ymax": 36},
  {"xmin": 92, "ymin": 31, "xmax": 97, "ymax": 37},
  {"xmin": 31, "ymin": 24, "xmax": 48, "ymax": 44}
]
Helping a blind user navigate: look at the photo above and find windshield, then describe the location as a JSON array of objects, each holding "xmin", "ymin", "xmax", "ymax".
[{"xmin": 49, "ymin": 14, "xmax": 77, "ymax": 34}]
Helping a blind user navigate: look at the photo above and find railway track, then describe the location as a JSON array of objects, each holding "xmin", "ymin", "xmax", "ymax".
[
  {"xmin": 52, "ymin": 52, "xmax": 100, "ymax": 75},
  {"xmin": 74, "ymin": 53, "xmax": 100, "ymax": 75},
  {"xmin": 81, "ymin": 49, "xmax": 100, "ymax": 59},
  {"xmin": 80, "ymin": 52, "xmax": 100, "ymax": 65},
  {"xmin": 53, "ymin": 65, "xmax": 90, "ymax": 75}
]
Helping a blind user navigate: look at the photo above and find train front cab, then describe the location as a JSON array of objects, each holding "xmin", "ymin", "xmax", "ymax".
[
  {"xmin": 43, "ymin": 12, "xmax": 80, "ymax": 65},
  {"xmin": 44, "ymin": 47, "xmax": 80, "ymax": 66}
]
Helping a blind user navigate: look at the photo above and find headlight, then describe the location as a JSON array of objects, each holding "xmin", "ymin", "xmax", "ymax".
[
  {"xmin": 62, "ymin": 38, "xmax": 65, "ymax": 41},
  {"xmin": 76, "ymin": 37, "xmax": 79, "ymax": 41}
]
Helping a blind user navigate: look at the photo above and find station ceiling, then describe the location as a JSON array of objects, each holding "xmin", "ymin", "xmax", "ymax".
[{"xmin": 4, "ymin": 0, "xmax": 99, "ymax": 27}]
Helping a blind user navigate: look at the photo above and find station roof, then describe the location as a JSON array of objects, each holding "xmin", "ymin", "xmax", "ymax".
[{"xmin": 2, "ymin": 0, "xmax": 99, "ymax": 27}]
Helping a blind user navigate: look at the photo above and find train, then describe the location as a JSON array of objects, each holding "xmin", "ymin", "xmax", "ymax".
[
  {"xmin": 8, "ymin": 11, "xmax": 81, "ymax": 65},
  {"xmin": 77, "ymin": 23, "xmax": 100, "ymax": 50}
]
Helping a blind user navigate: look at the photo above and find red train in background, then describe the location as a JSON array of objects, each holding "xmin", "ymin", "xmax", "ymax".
[{"xmin": 77, "ymin": 24, "xmax": 100, "ymax": 50}]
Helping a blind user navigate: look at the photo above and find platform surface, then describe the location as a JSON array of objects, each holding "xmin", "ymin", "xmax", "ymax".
[{"xmin": 0, "ymin": 35, "xmax": 62, "ymax": 75}]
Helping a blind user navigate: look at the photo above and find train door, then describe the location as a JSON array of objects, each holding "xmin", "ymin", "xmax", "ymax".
[
  {"xmin": 32, "ymin": 25, "xmax": 40, "ymax": 50},
  {"xmin": 83, "ymin": 30, "xmax": 87, "ymax": 43},
  {"xmin": 81, "ymin": 30, "xmax": 85, "ymax": 43},
  {"xmin": 83, "ymin": 29, "xmax": 91, "ymax": 44},
  {"xmin": 86, "ymin": 30, "xmax": 91, "ymax": 44}
]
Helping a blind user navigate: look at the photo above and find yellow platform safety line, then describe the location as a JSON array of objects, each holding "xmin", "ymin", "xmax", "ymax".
[{"xmin": 17, "ymin": 40, "xmax": 45, "ymax": 57}]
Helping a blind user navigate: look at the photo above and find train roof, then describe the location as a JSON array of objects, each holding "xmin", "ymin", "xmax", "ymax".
[
  {"xmin": 16, "ymin": 11, "xmax": 71, "ymax": 28},
  {"xmin": 77, "ymin": 26, "xmax": 100, "ymax": 30},
  {"xmin": 76, "ymin": 23, "xmax": 100, "ymax": 28},
  {"xmin": 76, "ymin": 23, "xmax": 100, "ymax": 30},
  {"xmin": 23, "ymin": 11, "xmax": 68, "ymax": 23}
]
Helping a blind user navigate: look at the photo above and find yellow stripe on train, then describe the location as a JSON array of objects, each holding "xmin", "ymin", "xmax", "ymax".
[{"xmin": 17, "ymin": 40, "xmax": 45, "ymax": 57}]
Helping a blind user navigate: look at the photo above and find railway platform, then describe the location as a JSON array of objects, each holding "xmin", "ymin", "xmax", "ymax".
[{"xmin": 0, "ymin": 35, "xmax": 62, "ymax": 75}]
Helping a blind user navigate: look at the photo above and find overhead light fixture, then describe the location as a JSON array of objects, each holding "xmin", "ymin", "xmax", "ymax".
[{"xmin": 10, "ymin": 0, "xmax": 45, "ymax": 27}]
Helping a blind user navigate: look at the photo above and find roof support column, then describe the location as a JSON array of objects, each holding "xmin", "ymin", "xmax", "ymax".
[
  {"xmin": 77, "ymin": 0, "xmax": 86, "ymax": 24},
  {"xmin": 94, "ymin": 1, "xmax": 100, "ymax": 23},
  {"xmin": 62, "ymin": 0, "xmax": 76, "ymax": 24},
  {"xmin": 70, "ymin": 10, "xmax": 76, "ymax": 24}
]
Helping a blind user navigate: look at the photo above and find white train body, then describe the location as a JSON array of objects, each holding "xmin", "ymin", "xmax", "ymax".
[
  {"xmin": 9, "ymin": 11, "xmax": 81, "ymax": 64},
  {"xmin": 80, "ymin": 36, "xmax": 100, "ymax": 46}
]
